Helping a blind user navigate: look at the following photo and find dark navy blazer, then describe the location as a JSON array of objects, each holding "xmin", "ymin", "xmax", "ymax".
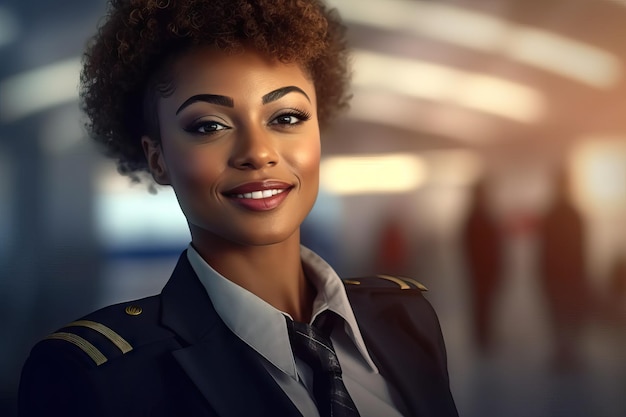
[{"xmin": 19, "ymin": 252, "xmax": 458, "ymax": 417}]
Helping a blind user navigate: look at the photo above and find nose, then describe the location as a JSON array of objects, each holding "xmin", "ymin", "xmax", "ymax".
[{"xmin": 229, "ymin": 126, "xmax": 279, "ymax": 170}]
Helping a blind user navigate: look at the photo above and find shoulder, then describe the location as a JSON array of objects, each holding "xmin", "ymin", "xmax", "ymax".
[
  {"xmin": 342, "ymin": 274, "xmax": 428, "ymax": 292},
  {"xmin": 27, "ymin": 295, "xmax": 176, "ymax": 368},
  {"xmin": 19, "ymin": 295, "xmax": 181, "ymax": 415},
  {"xmin": 342, "ymin": 274, "xmax": 437, "ymax": 324},
  {"xmin": 343, "ymin": 274, "xmax": 443, "ymax": 343},
  {"xmin": 343, "ymin": 275, "xmax": 450, "ymax": 375}
]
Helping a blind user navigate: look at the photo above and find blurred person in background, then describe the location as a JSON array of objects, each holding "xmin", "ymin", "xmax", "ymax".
[
  {"xmin": 17, "ymin": 0, "xmax": 458, "ymax": 416},
  {"xmin": 607, "ymin": 253, "xmax": 626, "ymax": 320},
  {"xmin": 539, "ymin": 167, "xmax": 591, "ymax": 371},
  {"xmin": 374, "ymin": 216, "xmax": 411, "ymax": 277},
  {"xmin": 462, "ymin": 179, "xmax": 503, "ymax": 355}
]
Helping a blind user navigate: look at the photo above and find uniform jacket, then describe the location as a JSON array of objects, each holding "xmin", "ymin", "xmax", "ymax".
[{"xmin": 19, "ymin": 251, "xmax": 458, "ymax": 417}]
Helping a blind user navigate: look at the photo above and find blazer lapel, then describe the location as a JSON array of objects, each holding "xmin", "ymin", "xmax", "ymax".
[
  {"xmin": 160, "ymin": 252, "xmax": 302, "ymax": 417},
  {"xmin": 347, "ymin": 289, "xmax": 458, "ymax": 417}
]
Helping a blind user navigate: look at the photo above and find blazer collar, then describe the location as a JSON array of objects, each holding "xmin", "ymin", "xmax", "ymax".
[{"xmin": 160, "ymin": 252, "xmax": 302, "ymax": 417}]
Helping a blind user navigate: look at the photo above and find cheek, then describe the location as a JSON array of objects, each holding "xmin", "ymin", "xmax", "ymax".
[
  {"xmin": 165, "ymin": 145, "xmax": 224, "ymax": 193},
  {"xmin": 292, "ymin": 138, "xmax": 321, "ymax": 183},
  {"xmin": 166, "ymin": 148, "xmax": 225, "ymax": 223}
]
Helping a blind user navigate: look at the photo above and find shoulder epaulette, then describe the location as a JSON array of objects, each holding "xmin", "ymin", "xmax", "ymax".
[
  {"xmin": 343, "ymin": 274, "xmax": 428, "ymax": 291},
  {"xmin": 40, "ymin": 296, "xmax": 164, "ymax": 367},
  {"xmin": 44, "ymin": 320, "xmax": 133, "ymax": 366}
]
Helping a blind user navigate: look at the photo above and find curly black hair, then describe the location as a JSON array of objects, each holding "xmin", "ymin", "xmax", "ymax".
[{"xmin": 80, "ymin": 0, "xmax": 351, "ymax": 181}]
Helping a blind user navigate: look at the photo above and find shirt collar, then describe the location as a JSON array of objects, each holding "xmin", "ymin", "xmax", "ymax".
[
  {"xmin": 300, "ymin": 245, "xmax": 379, "ymax": 373},
  {"xmin": 186, "ymin": 244, "xmax": 379, "ymax": 380}
]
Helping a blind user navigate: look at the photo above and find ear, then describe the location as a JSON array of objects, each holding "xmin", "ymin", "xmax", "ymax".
[{"xmin": 141, "ymin": 135, "xmax": 171, "ymax": 185}]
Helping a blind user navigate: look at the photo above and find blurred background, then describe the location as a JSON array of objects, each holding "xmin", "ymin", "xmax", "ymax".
[{"xmin": 2, "ymin": 0, "xmax": 626, "ymax": 415}]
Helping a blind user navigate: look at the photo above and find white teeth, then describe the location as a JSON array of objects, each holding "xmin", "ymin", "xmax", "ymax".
[{"xmin": 234, "ymin": 189, "xmax": 286, "ymax": 199}]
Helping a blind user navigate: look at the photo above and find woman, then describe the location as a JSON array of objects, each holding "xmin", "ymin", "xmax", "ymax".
[{"xmin": 18, "ymin": 1, "xmax": 458, "ymax": 416}]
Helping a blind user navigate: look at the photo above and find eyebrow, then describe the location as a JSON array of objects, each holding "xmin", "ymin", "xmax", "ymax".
[
  {"xmin": 176, "ymin": 94, "xmax": 234, "ymax": 115},
  {"xmin": 175, "ymin": 85, "xmax": 310, "ymax": 115},
  {"xmin": 262, "ymin": 86, "xmax": 310, "ymax": 104}
]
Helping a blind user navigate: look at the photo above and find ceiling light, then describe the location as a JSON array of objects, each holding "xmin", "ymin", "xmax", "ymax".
[
  {"xmin": 330, "ymin": 0, "xmax": 505, "ymax": 51},
  {"xmin": 320, "ymin": 153, "xmax": 427, "ymax": 195},
  {"xmin": 353, "ymin": 50, "xmax": 545, "ymax": 123},
  {"xmin": 570, "ymin": 138, "xmax": 626, "ymax": 210},
  {"xmin": 508, "ymin": 26, "xmax": 620, "ymax": 89},
  {"xmin": 329, "ymin": 0, "xmax": 621, "ymax": 88}
]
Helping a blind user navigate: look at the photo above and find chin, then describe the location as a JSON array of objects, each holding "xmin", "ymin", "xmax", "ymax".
[{"xmin": 233, "ymin": 229, "xmax": 300, "ymax": 247}]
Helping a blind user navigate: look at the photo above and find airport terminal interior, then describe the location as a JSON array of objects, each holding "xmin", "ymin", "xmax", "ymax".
[{"xmin": 2, "ymin": 0, "xmax": 626, "ymax": 415}]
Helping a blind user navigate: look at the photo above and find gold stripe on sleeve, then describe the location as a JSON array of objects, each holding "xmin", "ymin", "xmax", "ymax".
[
  {"xmin": 400, "ymin": 277, "xmax": 428, "ymax": 291},
  {"xmin": 67, "ymin": 320, "xmax": 133, "ymax": 354},
  {"xmin": 44, "ymin": 332, "xmax": 108, "ymax": 366},
  {"xmin": 376, "ymin": 274, "xmax": 410, "ymax": 290}
]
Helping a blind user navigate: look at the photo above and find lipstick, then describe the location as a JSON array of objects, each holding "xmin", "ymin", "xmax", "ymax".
[{"xmin": 223, "ymin": 181, "xmax": 293, "ymax": 211}]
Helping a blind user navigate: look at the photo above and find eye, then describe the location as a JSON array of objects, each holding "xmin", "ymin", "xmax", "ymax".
[
  {"xmin": 185, "ymin": 120, "xmax": 229, "ymax": 135},
  {"xmin": 274, "ymin": 115, "xmax": 300, "ymax": 125},
  {"xmin": 269, "ymin": 110, "xmax": 312, "ymax": 127}
]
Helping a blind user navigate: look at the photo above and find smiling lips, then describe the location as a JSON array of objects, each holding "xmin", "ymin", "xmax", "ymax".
[
  {"xmin": 224, "ymin": 181, "xmax": 292, "ymax": 211},
  {"xmin": 233, "ymin": 189, "xmax": 286, "ymax": 199}
]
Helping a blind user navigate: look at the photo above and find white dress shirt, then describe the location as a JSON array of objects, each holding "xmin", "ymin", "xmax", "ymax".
[{"xmin": 187, "ymin": 244, "xmax": 407, "ymax": 417}]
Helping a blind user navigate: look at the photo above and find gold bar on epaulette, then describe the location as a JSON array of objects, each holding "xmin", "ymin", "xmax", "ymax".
[
  {"xmin": 67, "ymin": 320, "xmax": 133, "ymax": 354},
  {"xmin": 45, "ymin": 332, "xmax": 108, "ymax": 366},
  {"xmin": 376, "ymin": 275, "xmax": 410, "ymax": 289},
  {"xmin": 399, "ymin": 277, "xmax": 428, "ymax": 291}
]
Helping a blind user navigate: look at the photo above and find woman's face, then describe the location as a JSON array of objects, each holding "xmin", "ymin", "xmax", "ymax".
[{"xmin": 144, "ymin": 47, "xmax": 320, "ymax": 249}]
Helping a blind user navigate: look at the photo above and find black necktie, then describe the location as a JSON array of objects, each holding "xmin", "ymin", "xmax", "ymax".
[{"xmin": 286, "ymin": 311, "xmax": 361, "ymax": 417}]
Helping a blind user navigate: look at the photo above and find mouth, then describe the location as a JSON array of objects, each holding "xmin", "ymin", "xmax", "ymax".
[
  {"xmin": 232, "ymin": 188, "xmax": 287, "ymax": 200},
  {"xmin": 223, "ymin": 181, "xmax": 293, "ymax": 211}
]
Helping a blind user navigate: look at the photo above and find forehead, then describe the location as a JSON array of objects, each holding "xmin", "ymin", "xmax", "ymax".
[{"xmin": 166, "ymin": 46, "xmax": 315, "ymax": 100}]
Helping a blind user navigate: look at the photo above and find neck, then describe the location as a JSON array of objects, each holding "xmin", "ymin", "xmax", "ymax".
[{"xmin": 191, "ymin": 232, "xmax": 316, "ymax": 322}]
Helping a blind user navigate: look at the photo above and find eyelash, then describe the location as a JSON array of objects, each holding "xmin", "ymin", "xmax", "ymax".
[
  {"xmin": 269, "ymin": 109, "xmax": 312, "ymax": 127},
  {"xmin": 184, "ymin": 120, "xmax": 228, "ymax": 135},
  {"xmin": 184, "ymin": 109, "xmax": 312, "ymax": 135}
]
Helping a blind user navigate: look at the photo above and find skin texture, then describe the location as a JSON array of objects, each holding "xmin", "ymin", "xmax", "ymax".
[{"xmin": 142, "ymin": 47, "xmax": 320, "ymax": 321}]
